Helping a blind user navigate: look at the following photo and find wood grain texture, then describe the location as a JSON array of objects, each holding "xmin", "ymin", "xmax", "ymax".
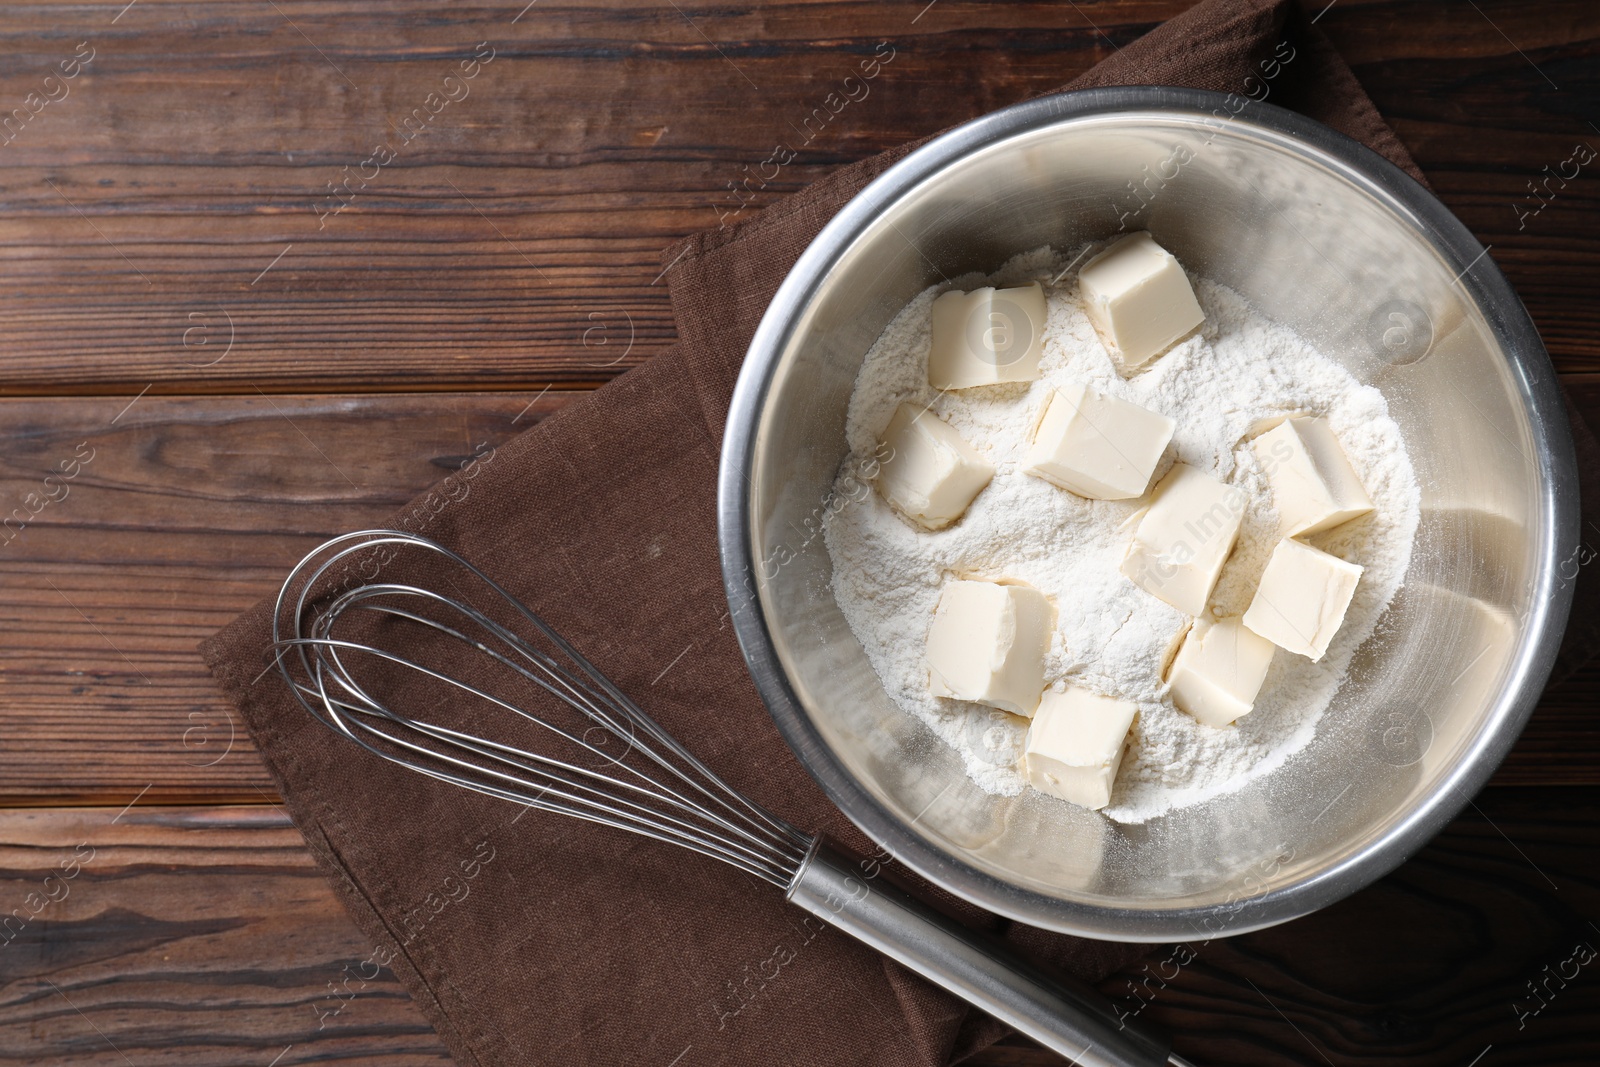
[
  {"xmin": 0, "ymin": 805, "xmax": 452, "ymax": 1065},
  {"xmin": 0, "ymin": 390, "xmax": 570, "ymax": 805},
  {"xmin": 0, "ymin": 0, "xmax": 1591, "ymax": 392},
  {"xmin": 4, "ymin": 790, "xmax": 1596, "ymax": 1066}
]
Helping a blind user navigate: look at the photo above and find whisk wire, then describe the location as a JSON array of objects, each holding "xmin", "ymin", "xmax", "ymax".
[
  {"xmin": 319, "ymin": 585, "xmax": 808, "ymax": 869},
  {"xmin": 281, "ymin": 631, "xmax": 802, "ymax": 883},
  {"xmin": 271, "ymin": 530, "xmax": 810, "ymax": 888},
  {"xmin": 297, "ymin": 538, "xmax": 807, "ymax": 855}
]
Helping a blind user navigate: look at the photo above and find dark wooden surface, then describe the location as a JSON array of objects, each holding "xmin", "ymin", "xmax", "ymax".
[{"xmin": 0, "ymin": 1, "xmax": 1597, "ymax": 1064}]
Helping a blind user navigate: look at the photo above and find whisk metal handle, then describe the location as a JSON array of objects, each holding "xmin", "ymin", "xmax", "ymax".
[{"xmin": 788, "ymin": 838, "xmax": 1173, "ymax": 1067}]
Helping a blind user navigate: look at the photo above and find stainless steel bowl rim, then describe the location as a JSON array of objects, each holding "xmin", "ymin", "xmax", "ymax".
[{"xmin": 717, "ymin": 86, "xmax": 1579, "ymax": 940}]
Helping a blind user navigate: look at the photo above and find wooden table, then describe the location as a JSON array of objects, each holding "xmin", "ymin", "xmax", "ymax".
[{"xmin": 1, "ymin": 2, "xmax": 1596, "ymax": 1063}]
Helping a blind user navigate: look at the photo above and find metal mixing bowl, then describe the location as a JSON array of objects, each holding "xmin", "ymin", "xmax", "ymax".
[{"xmin": 718, "ymin": 86, "xmax": 1579, "ymax": 941}]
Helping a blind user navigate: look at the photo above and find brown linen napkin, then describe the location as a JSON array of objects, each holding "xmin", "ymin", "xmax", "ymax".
[{"xmin": 201, "ymin": 1, "xmax": 1577, "ymax": 1065}]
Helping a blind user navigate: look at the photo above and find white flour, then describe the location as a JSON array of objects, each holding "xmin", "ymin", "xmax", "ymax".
[{"xmin": 823, "ymin": 245, "xmax": 1420, "ymax": 822}]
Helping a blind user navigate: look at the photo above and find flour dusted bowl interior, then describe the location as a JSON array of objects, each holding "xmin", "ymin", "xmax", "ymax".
[{"xmin": 718, "ymin": 88, "xmax": 1576, "ymax": 940}]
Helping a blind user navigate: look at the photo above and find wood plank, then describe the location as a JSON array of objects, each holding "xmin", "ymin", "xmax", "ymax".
[
  {"xmin": 0, "ymin": 1, "xmax": 1594, "ymax": 393},
  {"xmin": 0, "ymin": 805, "xmax": 452, "ymax": 1065},
  {"xmin": 0, "ymin": 390, "xmax": 570, "ymax": 805},
  {"xmin": 4, "ymin": 788, "xmax": 1596, "ymax": 1065},
  {"xmin": 0, "ymin": 383, "xmax": 1597, "ymax": 804}
]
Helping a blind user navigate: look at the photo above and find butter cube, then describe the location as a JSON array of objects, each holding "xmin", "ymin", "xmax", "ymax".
[
  {"xmin": 1078, "ymin": 232, "xmax": 1205, "ymax": 372},
  {"xmin": 1120, "ymin": 463, "xmax": 1246, "ymax": 616},
  {"xmin": 1242, "ymin": 539, "xmax": 1363, "ymax": 661},
  {"xmin": 927, "ymin": 579, "xmax": 1053, "ymax": 717},
  {"xmin": 876, "ymin": 403, "xmax": 994, "ymax": 530},
  {"xmin": 1023, "ymin": 384, "xmax": 1175, "ymax": 500},
  {"xmin": 928, "ymin": 283, "xmax": 1047, "ymax": 389},
  {"xmin": 1253, "ymin": 417, "xmax": 1374, "ymax": 536},
  {"xmin": 1024, "ymin": 687, "xmax": 1138, "ymax": 810},
  {"xmin": 1166, "ymin": 616, "xmax": 1276, "ymax": 727}
]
